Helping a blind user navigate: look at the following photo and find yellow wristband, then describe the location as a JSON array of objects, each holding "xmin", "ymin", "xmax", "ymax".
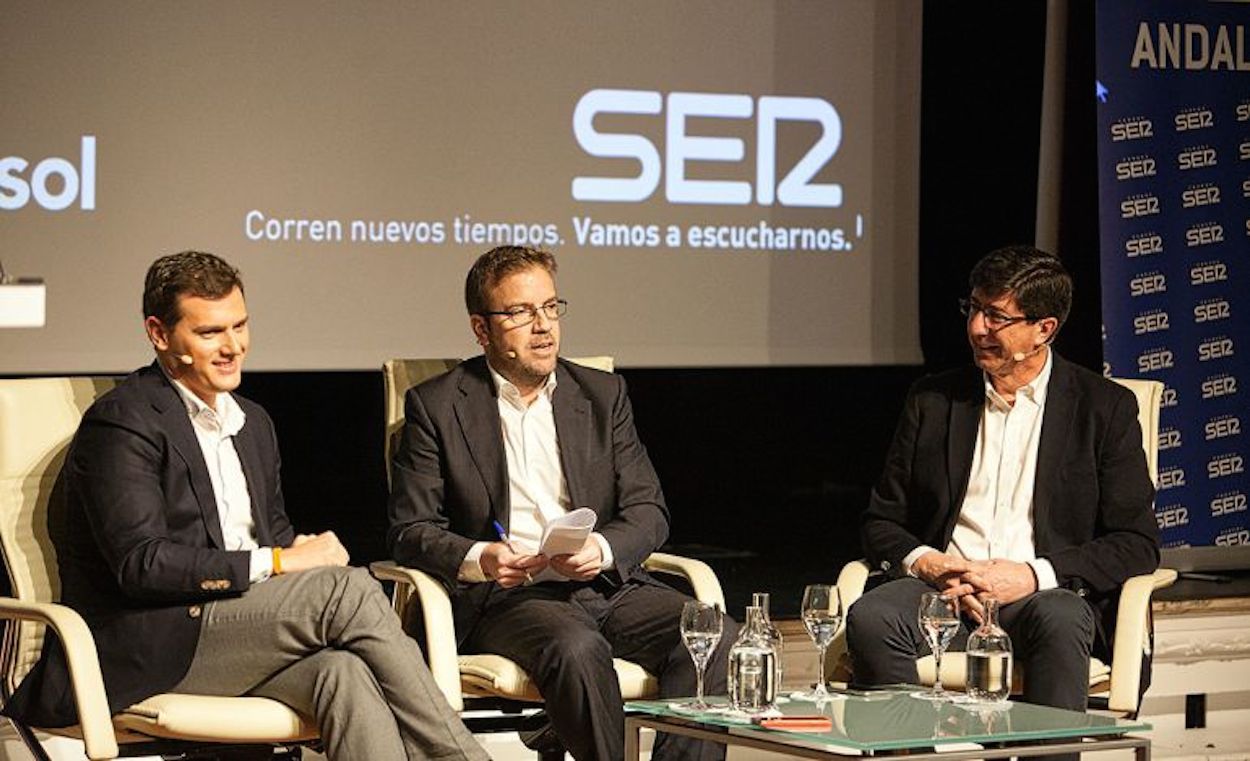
[{"xmin": 272, "ymin": 546, "xmax": 283, "ymax": 575}]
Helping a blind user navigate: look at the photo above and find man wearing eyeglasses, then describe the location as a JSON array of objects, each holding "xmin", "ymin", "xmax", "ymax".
[
  {"xmin": 847, "ymin": 246, "xmax": 1159, "ymax": 724},
  {"xmin": 387, "ymin": 245, "xmax": 733, "ymax": 761}
]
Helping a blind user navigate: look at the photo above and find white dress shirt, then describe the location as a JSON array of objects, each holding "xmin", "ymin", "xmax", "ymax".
[
  {"xmin": 459, "ymin": 364, "xmax": 614, "ymax": 583},
  {"xmin": 904, "ymin": 349, "xmax": 1058, "ymax": 590},
  {"xmin": 170, "ymin": 378, "xmax": 273, "ymax": 582}
]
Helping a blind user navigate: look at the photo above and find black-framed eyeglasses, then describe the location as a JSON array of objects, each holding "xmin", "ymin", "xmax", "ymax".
[
  {"xmin": 479, "ymin": 299, "xmax": 568, "ymax": 326},
  {"xmin": 958, "ymin": 297, "xmax": 1034, "ymax": 330}
]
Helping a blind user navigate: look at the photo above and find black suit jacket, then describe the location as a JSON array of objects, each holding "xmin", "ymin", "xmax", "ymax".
[
  {"xmin": 386, "ymin": 356, "xmax": 670, "ymax": 641},
  {"xmin": 861, "ymin": 353, "xmax": 1160, "ymax": 654},
  {"xmin": 4, "ymin": 364, "xmax": 294, "ymax": 727}
]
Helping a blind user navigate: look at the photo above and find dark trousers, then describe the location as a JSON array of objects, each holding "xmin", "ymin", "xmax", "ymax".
[
  {"xmin": 846, "ymin": 577, "xmax": 1095, "ymax": 761},
  {"xmin": 464, "ymin": 576, "xmax": 737, "ymax": 761}
]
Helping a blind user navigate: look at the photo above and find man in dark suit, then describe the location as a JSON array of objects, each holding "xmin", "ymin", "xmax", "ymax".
[
  {"xmin": 4, "ymin": 251, "xmax": 486, "ymax": 761},
  {"xmin": 388, "ymin": 245, "xmax": 734, "ymax": 761},
  {"xmin": 847, "ymin": 246, "xmax": 1160, "ymax": 716}
]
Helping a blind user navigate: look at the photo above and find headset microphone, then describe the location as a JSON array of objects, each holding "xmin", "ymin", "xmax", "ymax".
[
  {"xmin": 506, "ymin": 350, "xmax": 518, "ymax": 359},
  {"xmin": 179, "ymin": 354, "xmax": 194, "ymax": 365}
]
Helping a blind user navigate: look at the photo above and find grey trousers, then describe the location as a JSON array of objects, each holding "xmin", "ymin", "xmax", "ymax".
[{"xmin": 172, "ymin": 566, "xmax": 488, "ymax": 761}]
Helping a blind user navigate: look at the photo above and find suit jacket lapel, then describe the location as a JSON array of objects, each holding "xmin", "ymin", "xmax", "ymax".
[
  {"xmin": 1033, "ymin": 353, "xmax": 1075, "ymax": 548},
  {"xmin": 552, "ymin": 362, "xmax": 591, "ymax": 512},
  {"xmin": 947, "ymin": 368, "xmax": 983, "ymax": 521},
  {"xmin": 144, "ymin": 367, "xmax": 228, "ymax": 550},
  {"xmin": 455, "ymin": 360, "xmax": 510, "ymax": 526},
  {"xmin": 231, "ymin": 412, "xmax": 274, "ymax": 546}
]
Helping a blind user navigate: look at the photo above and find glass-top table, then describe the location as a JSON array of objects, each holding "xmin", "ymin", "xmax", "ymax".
[{"xmin": 625, "ymin": 688, "xmax": 1151, "ymax": 760}]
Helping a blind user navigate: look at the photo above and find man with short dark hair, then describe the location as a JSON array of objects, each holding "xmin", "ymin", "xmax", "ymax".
[
  {"xmin": 847, "ymin": 245, "xmax": 1160, "ymax": 716},
  {"xmin": 388, "ymin": 245, "xmax": 734, "ymax": 761},
  {"xmin": 4, "ymin": 251, "xmax": 487, "ymax": 761}
]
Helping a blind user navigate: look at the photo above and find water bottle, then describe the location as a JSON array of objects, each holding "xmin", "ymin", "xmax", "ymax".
[
  {"xmin": 752, "ymin": 592, "xmax": 784, "ymax": 688},
  {"xmin": 965, "ymin": 598, "xmax": 1012, "ymax": 702},
  {"xmin": 728, "ymin": 605, "xmax": 779, "ymax": 712}
]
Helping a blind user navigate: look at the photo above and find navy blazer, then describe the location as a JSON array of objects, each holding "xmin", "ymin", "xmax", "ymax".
[
  {"xmin": 861, "ymin": 353, "xmax": 1160, "ymax": 653},
  {"xmin": 386, "ymin": 356, "xmax": 670, "ymax": 641},
  {"xmin": 4, "ymin": 363, "xmax": 294, "ymax": 727}
]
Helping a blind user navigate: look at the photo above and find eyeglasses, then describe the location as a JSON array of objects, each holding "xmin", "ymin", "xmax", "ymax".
[
  {"xmin": 959, "ymin": 297, "xmax": 1034, "ymax": 330},
  {"xmin": 479, "ymin": 299, "xmax": 568, "ymax": 326}
]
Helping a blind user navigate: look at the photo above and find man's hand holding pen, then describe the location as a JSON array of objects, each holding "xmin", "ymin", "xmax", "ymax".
[{"xmin": 484, "ymin": 520, "xmax": 545, "ymax": 588}]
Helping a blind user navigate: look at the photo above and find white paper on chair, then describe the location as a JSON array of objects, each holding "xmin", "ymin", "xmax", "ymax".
[{"xmin": 539, "ymin": 507, "xmax": 597, "ymax": 557}]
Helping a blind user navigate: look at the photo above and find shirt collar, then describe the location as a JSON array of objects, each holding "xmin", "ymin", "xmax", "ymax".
[
  {"xmin": 167, "ymin": 373, "xmax": 247, "ymax": 436},
  {"xmin": 984, "ymin": 346, "xmax": 1053, "ymax": 411},
  {"xmin": 487, "ymin": 361, "xmax": 557, "ymax": 410}
]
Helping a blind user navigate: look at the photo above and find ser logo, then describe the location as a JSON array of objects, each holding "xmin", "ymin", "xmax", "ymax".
[
  {"xmin": 1208, "ymin": 453, "xmax": 1245, "ymax": 479},
  {"xmin": 1175, "ymin": 108, "xmax": 1214, "ymax": 131},
  {"xmin": 1156, "ymin": 505, "xmax": 1189, "ymax": 529},
  {"xmin": 1211, "ymin": 491, "xmax": 1247, "ymax": 517},
  {"xmin": 1194, "ymin": 299, "xmax": 1231, "ymax": 323},
  {"xmin": 1133, "ymin": 310, "xmax": 1169, "ymax": 334},
  {"xmin": 1158, "ymin": 466, "xmax": 1186, "ymax": 490},
  {"xmin": 572, "ymin": 89, "xmax": 843, "ymax": 207},
  {"xmin": 1110, "ymin": 118, "xmax": 1153, "ymax": 141},
  {"xmin": 1120, "ymin": 194, "xmax": 1160, "ymax": 218},
  {"xmin": 1186, "ymin": 221, "xmax": 1224, "ymax": 247},
  {"xmin": 1190, "ymin": 261, "xmax": 1227, "ymax": 285},
  {"xmin": 1204, "ymin": 415, "xmax": 1242, "ymax": 441},
  {"xmin": 1157, "ymin": 427, "xmax": 1182, "ymax": 450},
  {"xmin": 1241, "ymin": 140, "xmax": 1250, "ymax": 160},
  {"xmin": 1125, "ymin": 233, "xmax": 1163, "ymax": 257},
  {"xmin": 1161, "ymin": 385, "xmax": 1178, "ymax": 408},
  {"xmin": 1, "ymin": 136, "xmax": 96, "ymax": 211},
  {"xmin": 1181, "ymin": 184, "xmax": 1221, "ymax": 208},
  {"xmin": 1115, "ymin": 155, "xmax": 1156, "ymax": 180},
  {"xmin": 1239, "ymin": 103, "xmax": 1250, "ymax": 122},
  {"xmin": 1137, "ymin": 347, "xmax": 1174, "ymax": 372},
  {"xmin": 1129, "ymin": 272, "xmax": 1166, "ymax": 296},
  {"xmin": 1178, "ymin": 146, "xmax": 1217, "ymax": 170},
  {"xmin": 1216, "ymin": 529, "xmax": 1250, "ymax": 546},
  {"xmin": 1198, "ymin": 336, "xmax": 1234, "ymax": 361},
  {"xmin": 1201, "ymin": 374, "xmax": 1237, "ymax": 399}
]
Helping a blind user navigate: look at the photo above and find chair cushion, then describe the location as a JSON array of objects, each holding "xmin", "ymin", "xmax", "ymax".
[
  {"xmin": 917, "ymin": 654, "xmax": 1110, "ymax": 690},
  {"xmin": 114, "ymin": 693, "xmax": 318, "ymax": 742},
  {"xmin": 458, "ymin": 654, "xmax": 659, "ymax": 702}
]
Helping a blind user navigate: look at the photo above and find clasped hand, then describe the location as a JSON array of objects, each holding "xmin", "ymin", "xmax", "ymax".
[
  {"xmin": 482, "ymin": 536, "xmax": 603, "ymax": 588},
  {"xmin": 913, "ymin": 551, "xmax": 1036, "ymax": 623},
  {"xmin": 280, "ymin": 531, "xmax": 350, "ymax": 572}
]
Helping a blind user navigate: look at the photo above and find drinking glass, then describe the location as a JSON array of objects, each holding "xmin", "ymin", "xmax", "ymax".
[
  {"xmin": 679, "ymin": 600, "xmax": 723, "ymax": 710},
  {"xmin": 914, "ymin": 592, "xmax": 961, "ymax": 701},
  {"xmin": 795, "ymin": 584, "xmax": 843, "ymax": 702}
]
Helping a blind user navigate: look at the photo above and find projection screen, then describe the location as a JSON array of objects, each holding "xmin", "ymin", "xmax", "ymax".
[{"xmin": 0, "ymin": 0, "xmax": 921, "ymax": 371}]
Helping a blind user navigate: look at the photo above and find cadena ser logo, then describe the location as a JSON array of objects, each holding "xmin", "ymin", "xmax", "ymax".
[
  {"xmin": 1211, "ymin": 491, "xmax": 1247, "ymax": 518},
  {"xmin": 1158, "ymin": 426, "xmax": 1182, "ymax": 451},
  {"xmin": 1197, "ymin": 336, "xmax": 1235, "ymax": 362},
  {"xmin": 1204, "ymin": 414, "xmax": 1242, "ymax": 441},
  {"xmin": 1156, "ymin": 504, "xmax": 1189, "ymax": 529},
  {"xmin": 1137, "ymin": 346, "xmax": 1174, "ymax": 373},
  {"xmin": 1158, "ymin": 465, "xmax": 1186, "ymax": 490},
  {"xmin": 1125, "ymin": 232, "xmax": 1163, "ymax": 257},
  {"xmin": 0, "ymin": 136, "xmax": 96, "ymax": 211},
  {"xmin": 1201, "ymin": 373, "xmax": 1237, "ymax": 399},
  {"xmin": 1190, "ymin": 261, "xmax": 1227, "ymax": 286},
  {"xmin": 572, "ymin": 89, "xmax": 842, "ymax": 207},
  {"xmin": 1208, "ymin": 453, "xmax": 1245, "ymax": 479},
  {"xmin": 1193, "ymin": 298, "xmax": 1231, "ymax": 324},
  {"xmin": 1110, "ymin": 117, "xmax": 1153, "ymax": 141}
]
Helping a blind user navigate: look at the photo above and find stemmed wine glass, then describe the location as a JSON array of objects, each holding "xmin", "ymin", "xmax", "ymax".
[
  {"xmin": 796, "ymin": 584, "xmax": 843, "ymax": 702},
  {"xmin": 679, "ymin": 600, "xmax": 723, "ymax": 710},
  {"xmin": 914, "ymin": 591, "xmax": 961, "ymax": 701}
]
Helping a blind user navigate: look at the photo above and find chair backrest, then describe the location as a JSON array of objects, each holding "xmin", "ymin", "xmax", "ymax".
[
  {"xmin": 382, "ymin": 356, "xmax": 616, "ymax": 484},
  {"xmin": 1110, "ymin": 377, "xmax": 1163, "ymax": 486},
  {"xmin": 0, "ymin": 377, "xmax": 117, "ymax": 696}
]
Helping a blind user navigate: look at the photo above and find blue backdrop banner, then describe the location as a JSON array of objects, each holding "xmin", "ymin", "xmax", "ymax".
[{"xmin": 1096, "ymin": 0, "xmax": 1249, "ymax": 549}]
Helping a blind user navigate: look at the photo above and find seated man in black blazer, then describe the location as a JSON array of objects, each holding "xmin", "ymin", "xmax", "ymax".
[
  {"xmin": 4, "ymin": 251, "xmax": 486, "ymax": 761},
  {"xmin": 387, "ymin": 245, "xmax": 735, "ymax": 761},
  {"xmin": 847, "ymin": 246, "xmax": 1160, "ymax": 718}
]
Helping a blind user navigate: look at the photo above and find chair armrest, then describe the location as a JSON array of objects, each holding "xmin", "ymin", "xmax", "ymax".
[
  {"xmin": 368, "ymin": 561, "xmax": 464, "ymax": 711},
  {"xmin": 827, "ymin": 559, "xmax": 873, "ymax": 682},
  {"xmin": 1107, "ymin": 567, "xmax": 1178, "ymax": 715},
  {"xmin": 0, "ymin": 597, "xmax": 119, "ymax": 760},
  {"xmin": 643, "ymin": 553, "xmax": 725, "ymax": 611}
]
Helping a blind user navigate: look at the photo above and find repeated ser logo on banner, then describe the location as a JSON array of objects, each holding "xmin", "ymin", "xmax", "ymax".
[{"xmin": 1096, "ymin": 0, "xmax": 1249, "ymax": 548}]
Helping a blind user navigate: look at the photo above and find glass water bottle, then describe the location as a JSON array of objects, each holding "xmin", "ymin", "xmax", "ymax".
[
  {"xmin": 752, "ymin": 592, "xmax": 785, "ymax": 688},
  {"xmin": 965, "ymin": 598, "xmax": 1012, "ymax": 702},
  {"xmin": 728, "ymin": 605, "xmax": 779, "ymax": 712}
]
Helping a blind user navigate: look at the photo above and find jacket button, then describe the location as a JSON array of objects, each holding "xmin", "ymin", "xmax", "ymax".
[{"xmin": 189, "ymin": 605, "xmax": 202, "ymax": 619}]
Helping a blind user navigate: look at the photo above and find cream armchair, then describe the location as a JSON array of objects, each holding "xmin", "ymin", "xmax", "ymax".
[
  {"xmin": 0, "ymin": 378, "xmax": 317, "ymax": 760},
  {"xmin": 373, "ymin": 358, "xmax": 725, "ymax": 739},
  {"xmin": 831, "ymin": 377, "xmax": 1176, "ymax": 717}
]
